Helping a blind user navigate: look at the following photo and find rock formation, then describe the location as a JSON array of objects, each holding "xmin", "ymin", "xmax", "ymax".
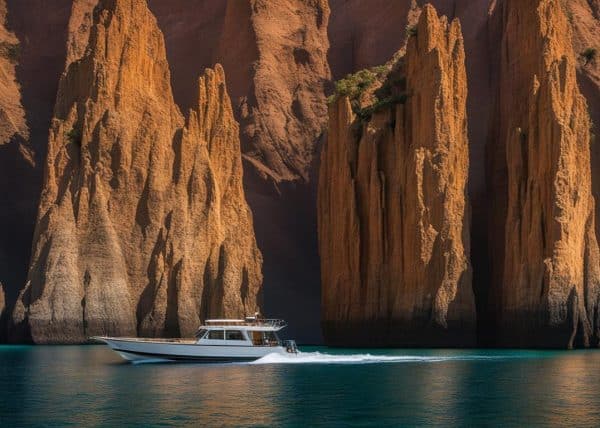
[
  {"xmin": 488, "ymin": 0, "xmax": 600, "ymax": 348},
  {"xmin": 0, "ymin": 0, "xmax": 596, "ymax": 347},
  {"xmin": 319, "ymin": 5, "xmax": 475, "ymax": 346},
  {"xmin": 11, "ymin": 0, "xmax": 262, "ymax": 344},
  {"xmin": 148, "ymin": 0, "xmax": 331, "ymax": 342},
  {"xmin": 150, "ymin": 0, "xmax": 330, "ymax": 184},
  {"xmin": 66, "ymin": 0, "xmax": 98, "ymax": 65},
  {"xmin": 327, "ymin": 0, "xmax": 498, "ymax": 342},
  {"xmin": 0, "ymin": 0, "xmax": 26, "ymax": 146},
  {"xmin": 564, "ymin": 0, "xmax": 600, "ymax": 246}
]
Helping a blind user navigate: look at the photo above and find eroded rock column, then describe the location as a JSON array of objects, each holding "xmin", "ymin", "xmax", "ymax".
[
  {"xmin": 489, "ymin": 0, "xmax": 600, "ymax": 348},
  {"xmin": 319, "ymin": 5, "xmax": 475, "ymax": 346},
  {"xmin": 12, "ymin": 0, "xmax": 262, "ymax": 344}
]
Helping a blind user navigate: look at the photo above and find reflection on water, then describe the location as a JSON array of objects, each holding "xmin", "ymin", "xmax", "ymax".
[
  {"xmin": 1, "ymin": 346, "xmax": 600, "ymax": 426},
  {"xmin": 538, "ymin": 353, "xmax": 600, "ymax": 426}
]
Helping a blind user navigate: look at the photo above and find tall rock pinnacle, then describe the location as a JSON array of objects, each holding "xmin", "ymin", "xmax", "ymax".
[
  {"xmin": 11, "ymin": 0, "xmax": 262, "ymax": 343},
  {"xmin": 488, "ymin": 0, "xmax": 600, "ymax": 348},
  {"xmin": 318, "ymin": 5, "xmax": 476, "ymax": 346}
]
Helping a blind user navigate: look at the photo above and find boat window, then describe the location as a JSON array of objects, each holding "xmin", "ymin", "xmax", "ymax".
[
  {"xmin": 207, "ymin": 330, "xmax": 224, "ymax": 340},
  {"xmin": 264, "ymin": 331, "xmax": 280, "ymax": 343},
  {"xmin": 195, "ymin": 329, "xmax": 208, "ymax": 339},
  {"xmin": 251, "ymin": 331, "xmax": 280, "ymax": 346},
  {"xmin": 225, "ymin": 330, "xmax": 245, "ymax": 341}
]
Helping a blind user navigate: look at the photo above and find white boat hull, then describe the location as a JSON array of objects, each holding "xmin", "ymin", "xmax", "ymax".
[{"xmin": 93, "ymin": 337, "xmax": 289, "ymax": 363}]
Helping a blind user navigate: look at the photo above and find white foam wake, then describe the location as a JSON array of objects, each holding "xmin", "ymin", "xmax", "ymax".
[{"xmin": 250, "ymin": 351, "xmax": 508, "ymax": 365}]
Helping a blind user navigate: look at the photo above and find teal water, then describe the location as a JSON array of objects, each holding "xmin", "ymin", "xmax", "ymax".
[{"xmin": 1, "ymin": 346, "xmax": 600, "ymax": 427}]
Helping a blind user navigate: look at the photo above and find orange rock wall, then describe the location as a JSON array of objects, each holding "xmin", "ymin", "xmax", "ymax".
[
  {"xmin": 319, "ymin": 5, "xmax": 475, "ymax": 346},
  {"xmin": 488, "ymin": 0, "xmax": 600, "ymax": 348},
  {"xmin": 11, "ymin": 0, "xmax": 262, "ymax": 343},
  {"xmin": 0, "ymin": 0, "xmax": 598, "ymax": 346}
]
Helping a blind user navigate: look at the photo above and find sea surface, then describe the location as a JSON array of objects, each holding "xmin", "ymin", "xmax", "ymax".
[{"xmin": 1, "ymin": 345, "xmax": 600, "ymax": 427}]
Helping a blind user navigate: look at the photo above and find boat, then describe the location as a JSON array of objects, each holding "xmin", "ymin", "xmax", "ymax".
[{"xmin": 91, "ymin": 317, "xmax": 298, "ymax": 363}]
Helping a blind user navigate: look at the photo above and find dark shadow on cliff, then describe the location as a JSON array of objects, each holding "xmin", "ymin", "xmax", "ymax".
[
  {"xmin": 242, "ymin": 135, "xmax": 324, "ymax": 345},
  {"xmin": 470, "ymin": 0, "xmax": 502, "ymax": 348},
  {"xmin": 0, "ymin": 1, "xmax": 72, "ymax": 341},
  {"xmin": 578, "ymin": 71, "xmax": 600, "ymax": 246},
  {"xmin": 0, "ymin": 136, "xmax": 37, "ymax": 341}
]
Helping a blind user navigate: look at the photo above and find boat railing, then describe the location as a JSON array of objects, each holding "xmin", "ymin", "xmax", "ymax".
[
  {"xmin": 204, "ymin": 318, "xmax": 287, "ymax": 329},
  {"xmin": 253, "ymin": 318, "xmax": 287, "ymax": 328}
]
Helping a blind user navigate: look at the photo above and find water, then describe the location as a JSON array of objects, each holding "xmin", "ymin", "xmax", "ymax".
[{"xmin": 1, "ymin": 346, "xmax": 600, "ymax": 427}]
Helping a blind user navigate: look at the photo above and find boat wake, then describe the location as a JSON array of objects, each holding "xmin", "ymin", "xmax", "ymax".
[{"xmin": 250, "ymin": 351, "xmax": 514, "ymax": 365}]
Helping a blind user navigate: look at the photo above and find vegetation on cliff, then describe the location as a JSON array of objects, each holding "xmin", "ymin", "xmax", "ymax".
[{"xmin": 327, "ymin": 64, "xmax": 408, "ymax": 124}]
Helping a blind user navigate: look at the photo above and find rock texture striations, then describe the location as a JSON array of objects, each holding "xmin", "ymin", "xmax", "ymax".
[
  {"xmin": 564, "ymin": 0, "xmax": 600, "ymax": 246},
  {"xmin": 12, "ymin": 0, "xmax": 262, "ymax": 343},
  {"xmin": 488, "ymin": 0, "xmax": 600, "ymax": 348},
  {"xmin": 150, "ymin": 0, "xmax": 331, "ymax": 185},
  {"xmin": 319, "ymin": 5, "xmax": 475, "ymax": 346},
  {"xmin": 66, "ymin": 0, "xmax": 98, "ymax": 66},
  {"xmin": 0, "ymin": 0, "xmax": 26, "ymax": 146}
]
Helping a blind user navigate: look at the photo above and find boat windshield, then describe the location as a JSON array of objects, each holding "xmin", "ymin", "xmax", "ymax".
[{"xmin": 195, "ymin": 329, "xmax": 208, "ymax": 339}]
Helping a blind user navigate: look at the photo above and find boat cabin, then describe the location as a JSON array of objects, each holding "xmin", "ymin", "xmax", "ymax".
[{"xmin": 195, "ymin": 318, "xmax": 286, "ymax": 347}]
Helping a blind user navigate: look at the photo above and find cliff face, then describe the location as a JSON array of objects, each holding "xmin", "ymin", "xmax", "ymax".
[
  {"xmin": 148, "ymin": 0, "xmax": 330, "ymax": 342},
  {"xmin": 0, "ymin": 0, "xmax": 597, "ymax": 347},
  {"xmin": 11, "ymin": 0, "xmax": 262, "ymax": 343},
  {"xmin": 235, "ymin": 0, "xmax": 331, "ymax": 185},
  {"xmin": 564, "ymin": 0, "xmax": 600, "ymax": 247},
  {"xmin": 150, "ymin": 0, "xmax": 330, "ymax": 184},
  {"xmin": 326, "ymin": 0, "xmax": 600, "ymax": 348},
  {"xmin": 0, "ymin": 0, "xmax": 25, "ymax": 145},
  {"xmin": 237, "ymin": 0, "xmax": 330, "ymax": 341},
  {"xmin": 66, "ymin": 0, "xmax": 97, "ymax": 65},
  {"xmin": 488, "ymin": 0, "xmax": 600, "ymax": 348},
  {"xmin": 319, "ymin": 5, "xmax": 475, "ymax": 346},
  {"xmin": 328, "ymin": 0, "xmax": 495, "ymax": 341}
]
